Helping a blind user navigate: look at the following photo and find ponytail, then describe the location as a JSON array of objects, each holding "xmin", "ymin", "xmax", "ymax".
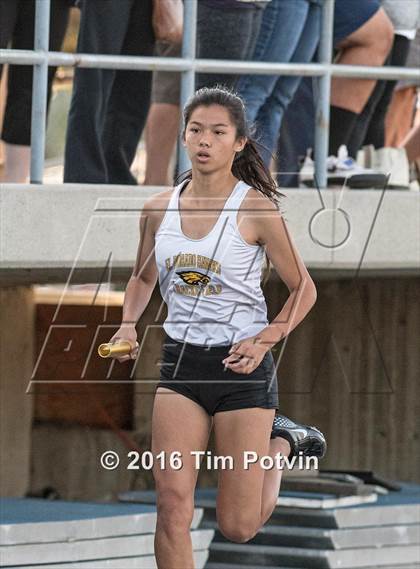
[{"xmin": 232, "ymin": 138, "xmax": 283, "ymax": 208}]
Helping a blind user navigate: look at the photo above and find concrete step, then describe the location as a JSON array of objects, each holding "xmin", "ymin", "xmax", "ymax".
[
  {"xmin": 1, "ymin": 497, "xmax": 160, "ymax": 545},
  {"xmin": 268, "ymin": 502, "xmax": 420, "ymax": 529},
  {"xmin": 281, "ymin": 475, "xmax": 389, "ymax": 496},
  {"xmin": 204, "ymin": 561, "xmax": 304, "ymax": 569},
  {"xmin": 203, "ymin": 521, "xmax": 420, "ymax": 549},
  {"xmin": 0, "ymin": 497, "xmax": 202, "ymax": 544},
  {"xmin": 120, "ymin": 487, "xmax": 378, "ymax": 511},
  {"xmin": 1, "ymin": 529, "xmax": 213, "ymax": 566},
  {"xmin": 120, "ymin": 483, "xmax": 420, "ymax": 529},
  {"xmin": 21, "ymin": 549, "xmax": 208, "ymax": 569},
  {"xmin": 0, "ymin": 497, "xmax": 212, "ymax": 568},
  {"xmin": 208, "ymin": 542, "xmax": 420, "ymax": 568},
  {"xmin": 205, "ymin": 564, "xmax": 420, "ymax": 569}
]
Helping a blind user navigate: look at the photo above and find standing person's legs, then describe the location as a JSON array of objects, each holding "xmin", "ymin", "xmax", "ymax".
[
  {"xmin": 152, "ymin": 388, "xmax": 212, "ymax": 569},
  {"xmin": 0, "ymin": 0, "xmax": 20, "ymax": 182},
  {"xmin": 362, "ymin": 35, "xmax": 411, "ymax": 149},
  {"xmin": 144, "ymin": 102, "xmax": 180, "ymax": 185},
  {"xmin": 276, "ymin": 77, "xmax": 315, "ymax": 187},
  {"xmin": 145, "ymin": 5, "xmax": 264, "ymax": 184},
  {"xmin": 400, "ymin": 122, "xmax": 420, "ymax": 163},
  {"xmin": 252, "ymin": 0, "xmax": 322, "ymax": 165},
  {"xmin": 196, "ymin": 4, "xmax": 263, "ymax": 90},
  {"xmin": 277, "ymin": 1, "xmax": 393, "ymax": 183},
  {"xmin": 344, "ymin": 63, "xmax": 389, "ymax": 158},
  {"xmin": 0, "ymin": 0, "xmax": 18, "ymax": 68},
  {"xmin": 347, "ymin": 35, "xmax": 410, "ymax": 156},
  {"xmin": 237, "ymin": 0, "xmax": 311, "ymax": 125},
  {"xmin": 332, "ymin": 4, "xmax": 393, "ymax": 112},
  {"xmin": 102, "ymin": 0, "xmax": 154, "ymax": 184},
  {"xmin": 385, "ymin": 86, "xmax": 418, "ymax": 147},
  {"xmin": 246, "ymin": 5, "xmax": 265, "ymax": 63},
  {"xmin": 1, "ymin": 0, "xmax": 70, "ymax": 182},
  {"xmin": 329, "ymin": 5, "xmax": 394, "ymax": 155},
  {"xmin": 144, "ymin": 41, "xmax": 181, "ymax": 186},
  {"xmin": 63, "ymin": 0, "xmax": 132, "ymax": 183}
]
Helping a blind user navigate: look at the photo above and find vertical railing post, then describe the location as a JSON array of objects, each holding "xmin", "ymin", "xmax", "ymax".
[
  {"xmin": 178, "ymin": 0, "xmax": 198, "ymax": 174},
  {"xmin": 30, "ymin": 0, "xmax": 51, "ymax": 183},
  {"xmin": 314, "ymin": 0, "xmax": 334, "ymax": 189}
]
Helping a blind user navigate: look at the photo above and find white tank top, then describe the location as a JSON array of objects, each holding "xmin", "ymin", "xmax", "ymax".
[{"xmin": 154, "ymin": 179, "xmax": 269, "ymax": 346}]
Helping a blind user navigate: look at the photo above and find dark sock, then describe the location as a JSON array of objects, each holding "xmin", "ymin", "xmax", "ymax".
[{"xmin": 329, "ymin": 106, "xmax": 359, "ymax": 156}]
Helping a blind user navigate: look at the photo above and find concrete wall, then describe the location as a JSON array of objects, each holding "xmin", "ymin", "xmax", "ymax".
[{"xmin": 1, "ymin": 185, "xmax": 419, "ymax": 284}]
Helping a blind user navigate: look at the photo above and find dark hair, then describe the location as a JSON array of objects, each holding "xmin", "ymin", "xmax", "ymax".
[
  {"xmin": 178, "ymin": 86, "xmax": 283, "ymax": 208},
  {"xmin": 178, "ymin": 86, "xmax": 284, "ymax": 286}
]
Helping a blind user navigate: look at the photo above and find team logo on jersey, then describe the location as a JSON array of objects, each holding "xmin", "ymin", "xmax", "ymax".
[
  {"xmin": 169, "ymin": 256, "xmax": 222, "ymax": 296},
  {"xmin": 176, "ymin": 271, "xmax": 211, "ymax": 287}
]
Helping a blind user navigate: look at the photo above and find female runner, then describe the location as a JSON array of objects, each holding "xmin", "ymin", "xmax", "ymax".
[{"xmin": 108, "ymin": 87, "xmax": 326, "ymax": 569}]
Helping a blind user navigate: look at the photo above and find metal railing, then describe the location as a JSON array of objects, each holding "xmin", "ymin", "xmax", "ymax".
[{"xmin": 1, "ymin": 0, "xmax": 419, "ymax": 186}]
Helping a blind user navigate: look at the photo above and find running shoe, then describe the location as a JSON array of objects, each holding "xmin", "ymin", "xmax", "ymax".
[{"xmin": 270, "ymin": 414, "xmax": 327, "ymax": 459}]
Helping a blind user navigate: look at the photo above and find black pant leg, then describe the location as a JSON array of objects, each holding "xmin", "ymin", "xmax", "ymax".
[
  {"xmin": 0, "ymin": 0, "xmax": 18, "ymax": 74},
  {"xmin": 2, "ymin": 0, "xmax": 70, "ymax": 145},
  {"xmin": 63, "ymin": 0, "xmax": 132, "ymax": 183},
  {"xmin": 102, "ymin": 0, "xmax": 154, "ymax": 184},
  {"xmin": 345, "ymin": 62, "xmax": 389, "ymax": 158},
  {"xmin": 347, "ymin": 35, "xmax": 411, "ymax": 156},
  {"xmin": 196, "ymin": 4, "xmax": 261, "ymax": 90}
]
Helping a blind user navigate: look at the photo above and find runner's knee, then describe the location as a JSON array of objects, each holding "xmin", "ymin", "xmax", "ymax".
[
  {"xmin": 156, "ymin": 487, "xmax": 195, "ymax": 533},
  {"xmin": 217, "ymin": 511, "xmax": 259, "ymax": 543}
]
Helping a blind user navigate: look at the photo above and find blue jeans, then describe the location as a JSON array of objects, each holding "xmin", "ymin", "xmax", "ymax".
[
  {"xmin": 237, "ymin": 0, "xmax": 321, "ymax": 165},
  {"xmin": 277, "ymin": 77, "xmax": 316, "ymax": 187}
]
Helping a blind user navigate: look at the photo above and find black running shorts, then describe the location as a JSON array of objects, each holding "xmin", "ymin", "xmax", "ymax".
[{"xmin": 156, "ymin": 333, "xmax": 279, "ymax": 416}]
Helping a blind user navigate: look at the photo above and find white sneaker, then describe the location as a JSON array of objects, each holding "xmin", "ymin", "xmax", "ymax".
[
  {"xmin": 329, "ymin": 145, "xmax": 387, "ymax": 188},
  {"xmin": 330, "ymin": 145, "xmax": 368, "ymax": 174},
  {"xmin": 301, "ymin": 145, "xmax": 388, "ymax": 188},
  {"xmin": 299, "ymin": 149, "xmax": 315, "ymax": 186},
  {"xmin": 301, "ymin": 145, "xmax": 367, "ymax": 178}
]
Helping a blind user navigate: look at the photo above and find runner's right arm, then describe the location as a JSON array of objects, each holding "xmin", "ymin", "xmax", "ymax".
[{"xmin": 107, "ymin": 194, "xmax": 166, "ymax": 360}]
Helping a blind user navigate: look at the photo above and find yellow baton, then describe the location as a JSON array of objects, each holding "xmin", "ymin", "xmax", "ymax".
[{"xmin": 98, "ymin": 341, "xmax": 135, "ymax": 359}]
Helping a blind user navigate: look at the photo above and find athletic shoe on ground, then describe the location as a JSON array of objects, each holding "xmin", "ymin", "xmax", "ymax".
[
  {"xmin": 270, "ymin": 414, "xmax": 327, "ymax": 459},
  {"xmin": 300, "ymin": 145, "xmax": 387, "ymax": 189},
  {"xmin": 328, "ymin": 145, "xmax": 387, "ymax": 188}
]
